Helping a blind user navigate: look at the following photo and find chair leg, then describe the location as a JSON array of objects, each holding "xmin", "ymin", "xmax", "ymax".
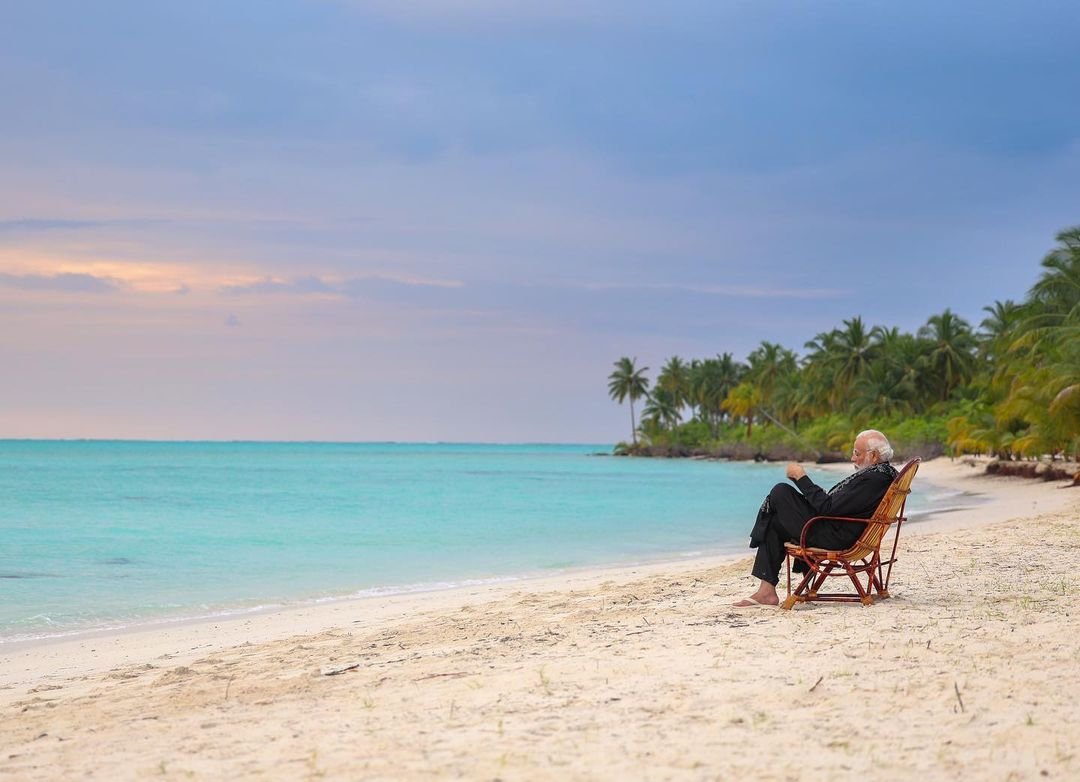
[
  {"xmin": 808, "ymin": 563, "xmax": 835, "ymax": 598},
  {"xmin": 869, "ymin": 557, "xmax": 890, "ymax": 599},
  {"xmin": 787, "ymin": 568, "xmax": 816, "ymax": 602},
  {"xmin": 841, "ymin": 561, "xmax": 871, "ymax": 603}
]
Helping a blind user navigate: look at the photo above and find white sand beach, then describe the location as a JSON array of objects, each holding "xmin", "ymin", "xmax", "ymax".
[{"xmin": 2, "ymin": 458, "xmax": 1078, "ymax": 780}]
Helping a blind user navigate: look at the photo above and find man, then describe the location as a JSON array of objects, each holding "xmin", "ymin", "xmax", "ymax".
[{"xmin": 733, "ymin": 429, "xmax": 898, "ymax": 608}]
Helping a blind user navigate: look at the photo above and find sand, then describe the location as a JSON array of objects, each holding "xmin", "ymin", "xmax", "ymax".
[{"xmin": 2, "ymin": 458, "xmax": 1078, "ymax": 780}]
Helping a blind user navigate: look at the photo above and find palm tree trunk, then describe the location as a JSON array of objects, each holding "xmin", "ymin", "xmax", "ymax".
[{"xmin": 630, "ymin": 400, "xmax": 637, "ymax": 445}]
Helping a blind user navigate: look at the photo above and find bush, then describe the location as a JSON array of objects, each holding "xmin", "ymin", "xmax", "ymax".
[
  {"xmin": 672, "ymin": 420, "xmax": 712, "ymax": 448},
  {"xmin": 888, "ymin": 416, "xmax": 949, "ymax": 460}
]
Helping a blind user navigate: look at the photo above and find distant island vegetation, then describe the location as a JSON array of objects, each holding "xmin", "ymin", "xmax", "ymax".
[{"xmin": 607, "ymin": 226, "xmax": 1079, "ymax": 463}]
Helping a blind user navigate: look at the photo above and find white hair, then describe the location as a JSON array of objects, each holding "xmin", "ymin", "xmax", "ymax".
[{"xmin": 858, "ymin": 429, "xmax": 894, "ymax": 462}]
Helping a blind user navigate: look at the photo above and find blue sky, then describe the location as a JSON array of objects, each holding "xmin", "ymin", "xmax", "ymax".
[{"xmin": 2, "ymin": 1, "xmax": 1078, "ymax": 441}]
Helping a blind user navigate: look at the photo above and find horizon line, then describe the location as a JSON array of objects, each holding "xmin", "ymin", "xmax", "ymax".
[{"xmin": 0, "ymin": 437, "xmax": 615, "ymax": 447}]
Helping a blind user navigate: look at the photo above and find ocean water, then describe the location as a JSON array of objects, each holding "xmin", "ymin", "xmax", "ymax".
[{"xmin": 0, "ymin": 441, "xmax": 948, "ymax": 643}]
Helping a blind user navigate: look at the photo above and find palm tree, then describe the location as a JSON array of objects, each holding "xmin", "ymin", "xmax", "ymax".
[
  {"xmin": 657, "ymin": 356, "xmax": 691, "ymax": 414},
  {"xmin": 643, "ymin": 387, "xmax": 681, "ymax": 434},
  {"xmin": 1001, "ymin": 227, "xmax": 1080, "ymax": 454},
  {"xmin": 722, "ymin": 381, "xmax": 761, "ymax": 438},
  {"xmin": 978, "ymin": 299, "xmax": 1022, "ymax": 363},
  {"xmin": 607, "ymin": 357, "xmax": 649, "ymax": 445},
  {"xmin": 870, "ymin": 326, "xmax": 930, "ymax": 410},
  {"xmin": 852, "ymin": 360, "xmax": 915, "ymax": 420},
  {"xmin": 918, "ymin": 309, "xmax": 977, "ymax": 402},
  {"xmin": 689, "ymin": 353, "xmax": 745, "ymax": 437},
  {"xmin": 834, "ymin": 316, "xmax": 876, "ymax": 394},
  {"xmin": 688, "ymin": 359, "xmax": 716, "ymax": 433},
  {"xmin": 772, "ymin": 368, "xmax": 816, "ymax": 433},
  {"xmin": 745, "ymin": 342, "xmax": 796, "ymax": 399},
  {"xmin": 802, "ymin": 329, "xmax": 843, "ymax": 414},
  {"xmin": 745, "ymin": 341, "xmax": 798, "ymax": 431},
  {"xmin": 1024, "ymin": 226, "xmax": 1080, "ymax": 338}
]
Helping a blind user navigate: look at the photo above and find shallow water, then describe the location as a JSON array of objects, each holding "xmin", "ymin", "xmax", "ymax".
[{"xmin": 0, "ymin": 441, "xmax": 948, "ymax": 642}]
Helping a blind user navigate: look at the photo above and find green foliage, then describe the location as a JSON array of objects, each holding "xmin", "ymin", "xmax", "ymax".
[
  {"xmin": 672, "ymin": 419, "xmax": 712, "ymax": 448},
  {"xmin": 888, "ymin": 416, "xmax": 950, "ymax": 457},
  {"xmin": 797, "ymin": 414, "xmax": 857, "ymax": 453},
  {"xmin": 606, "ymin": 226, "xmax": 1080, "ymax": 459}
]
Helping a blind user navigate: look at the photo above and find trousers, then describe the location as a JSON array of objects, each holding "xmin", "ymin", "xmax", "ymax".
[{"xmin": 750, "ymin": 483, "xmax": 864, "ymax": 585}]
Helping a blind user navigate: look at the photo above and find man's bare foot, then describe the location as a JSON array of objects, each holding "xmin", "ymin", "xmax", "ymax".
[{"xmin": 733, "ymin": 582, "xmax": 779, "ymax": 607}]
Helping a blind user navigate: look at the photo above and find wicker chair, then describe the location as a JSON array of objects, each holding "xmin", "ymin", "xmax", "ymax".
[{"xmin": 780, "ymin": 458, "xmax": 920, "ymax": 610}]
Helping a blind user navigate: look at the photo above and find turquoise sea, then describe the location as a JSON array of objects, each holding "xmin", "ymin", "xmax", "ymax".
[{"xmin": 0, "ymin": 441, "xmax": 952, "ymax": 644}]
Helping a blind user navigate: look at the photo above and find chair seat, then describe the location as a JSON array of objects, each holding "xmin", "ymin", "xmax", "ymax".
[
  {"xmin": 786, "ymin": 544, "xmax": 846, "ymax": 558},
  {"xmin": 785, "ymin": 542, "xmax": 879, "ymax": 561}
]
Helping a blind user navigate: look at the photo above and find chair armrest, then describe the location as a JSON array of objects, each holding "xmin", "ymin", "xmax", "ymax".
[{"xmin": 796, "ymin": 515, "xmax": 895, "ymax": 548}]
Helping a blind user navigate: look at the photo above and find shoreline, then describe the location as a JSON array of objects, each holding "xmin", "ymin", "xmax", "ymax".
[
  {"xmin": 0, "ymin": 457, "xmax": 1059, "ymax": 658},
  {"xmin": 0, "ymin": 458, "xmax": 995, "ymax": 651},
  {"xmin": 3, "ymin": 457, "xmax": 1077, "ymax": 779}
]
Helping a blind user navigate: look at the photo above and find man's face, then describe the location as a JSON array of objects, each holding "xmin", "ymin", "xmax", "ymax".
[{"xmin": 851, "ymin": 438, "xmax": 875, "ymax": 469}]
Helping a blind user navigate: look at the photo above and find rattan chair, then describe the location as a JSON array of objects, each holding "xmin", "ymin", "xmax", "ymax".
[{"xmin": 780, "ymin": 458, "xmax": 920, "ymax": 610}]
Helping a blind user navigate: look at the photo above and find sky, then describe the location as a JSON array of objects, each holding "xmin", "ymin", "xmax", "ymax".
[{"xmin": 2, "ymin": 1, "xmax": 1079, "ymax": 443}]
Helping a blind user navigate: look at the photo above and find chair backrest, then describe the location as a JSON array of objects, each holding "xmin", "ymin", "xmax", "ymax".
[
  {"xmin": 873, "ymin": 458, "xmax": 920, "ymax": 521},
  {"xmin": 847, "ymin": 458, "xmax": 921, "ymax": 558}
]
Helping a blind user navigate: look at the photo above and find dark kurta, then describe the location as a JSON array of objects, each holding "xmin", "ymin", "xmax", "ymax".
[{"xmin": 748, "ymin": 463, "xmax": 897, "ymax": 585}]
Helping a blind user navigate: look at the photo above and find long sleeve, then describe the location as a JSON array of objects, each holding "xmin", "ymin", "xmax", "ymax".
[{"xmin": 794, "ymin": 468, "xmax": 894, "ymax": 519}]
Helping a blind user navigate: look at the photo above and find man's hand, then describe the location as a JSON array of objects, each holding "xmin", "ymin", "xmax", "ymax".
[{"xmin": 786, "ymin": 462, "xmax": 806, "ymax": 481}]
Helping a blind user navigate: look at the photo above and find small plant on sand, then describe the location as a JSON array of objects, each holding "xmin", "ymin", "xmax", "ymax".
[
  {"xmin": 538, "ymin": 666, "xmax": 553, "ymax": 695},
  {"xmin": 309, "ymin": 749, "xmax": 326, "ymax": 774}
]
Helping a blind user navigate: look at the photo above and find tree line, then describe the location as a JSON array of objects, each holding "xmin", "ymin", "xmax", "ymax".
[{"xmin": 607, "ymin": 226, "xmax": 1080, "ymax": 460}]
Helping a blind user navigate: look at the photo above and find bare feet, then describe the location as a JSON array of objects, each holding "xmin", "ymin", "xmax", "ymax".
[
  {"xmin": 732, "ymin": 596, "xmax": 779, "ymax": 608},
  {"xmin": 733, "ymin": 581, "xmax": 780, "ymax": 607}
]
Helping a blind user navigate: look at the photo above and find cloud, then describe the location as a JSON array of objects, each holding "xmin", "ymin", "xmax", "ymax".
[
  {"xmin": 0, "ymin": 219, "xmax": 104, "ymax": 234},
  {"xmin": 0, "ymin": 271, "xmax": 122, "ymax": 292},
  {"xmin": 571, "ymin": 280, "xmax": 847, "ymax": 300},
  {"xmin": 0, "ymin": 218, "xmax": 168, "ymax": 236},
  {"xmin": 219, "ymin": 275, "xmax": 334, "ymax": 296},
  {"xmin": 220, "ymin": 273, "xmax": 464, "ymax": 297}
]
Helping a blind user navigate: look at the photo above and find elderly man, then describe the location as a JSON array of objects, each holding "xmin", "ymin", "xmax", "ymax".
[{"xmin": 733, "ymin": 429, "xmax": 898, "ymax": 608}]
